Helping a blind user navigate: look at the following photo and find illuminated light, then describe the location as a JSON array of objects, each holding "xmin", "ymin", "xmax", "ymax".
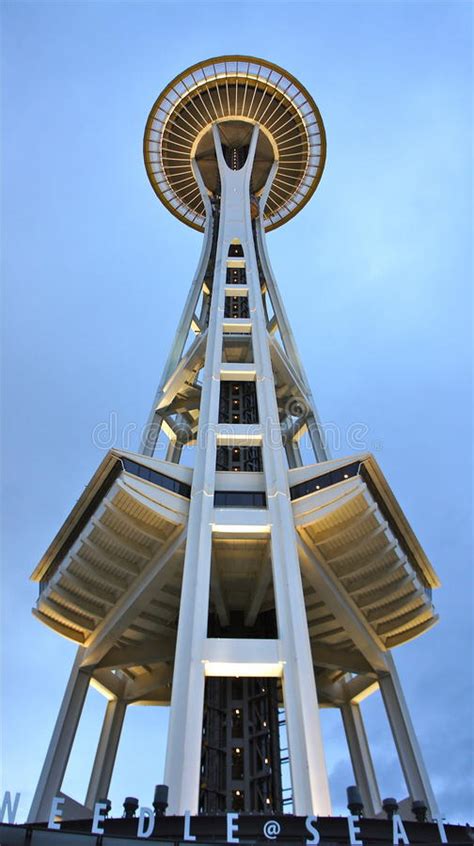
[
  {"xmin": 266, "ymin": 798, "xmax": 271, "ymax": 805},
  {"xmin": 263, "ymin": 721, "xmax": 267, "ymax": 727},
  {"xmin": 236, "ymin": 790, "xmax": 241, "ymax": 796},
  {"xmin": 264, "ymin": 757, "xmax": 269, "ymax": 764},
  {"xmin": 236, "ymin": 748, "xmax": 241, "ymax": 754},
  {"xmin": 343, "ymin": 473, "xmax": 348, "ymax": 479},
  {"xmin": 90, "ymin": 677, "xmax": 117, "ymax": 702},
  {"xmin": 235, "ymin": 709, "xmax": 240, "ymax": 714},
  {"xmin": 316, "ymin": 485, "xmax": 320, "ymax": 490}
]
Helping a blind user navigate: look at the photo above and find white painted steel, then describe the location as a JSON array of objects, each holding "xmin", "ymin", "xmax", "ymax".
[
  {"xmin": 341, "ymin": 701, "xmax": 382, "ymax": 817},
  {"xmin": 379, "ymin": 653, "xmax": 439, "ymax": 819},
  {"xmin": 84, "ymin": 699, "xmax": 126, "ymax": 809},
  {"xmin": 27, "ymin": 649, "xmax": 91, "ymax": 823},
  {"xmin": 141, "ymin": 163, "xmax": 213, "ymax": 456}
]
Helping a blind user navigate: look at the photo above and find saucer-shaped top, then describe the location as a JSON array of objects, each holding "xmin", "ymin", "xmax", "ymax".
[{"xmin": 144, "ymin": 56, "xmax": 326, "ymax": 232}]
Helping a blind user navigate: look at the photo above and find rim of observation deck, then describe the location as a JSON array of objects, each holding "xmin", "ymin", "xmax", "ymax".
[{"xmin": 144, "ymin": 55, "xmax": 327, "ymax": 232}]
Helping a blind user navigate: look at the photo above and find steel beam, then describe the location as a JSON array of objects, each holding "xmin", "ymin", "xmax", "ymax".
[
  {"xmin": 85, "ymin": 699, "xmax": 126, "ymax": 808},
  {"xmin": 27, "ymin": 648, "xmax": 91, "ymax": 822}
]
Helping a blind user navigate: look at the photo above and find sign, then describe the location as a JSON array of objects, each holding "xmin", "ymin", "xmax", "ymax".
[{"xmin": 0, "ymin": 792, "xmax": 455, "ymax": 845}]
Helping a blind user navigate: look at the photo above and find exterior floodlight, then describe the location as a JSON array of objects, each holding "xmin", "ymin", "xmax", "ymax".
[
  {"xmin": 346, "ymin": 785, "xmax": 364, "ymax": 817},
  {"xmin": 382, "ymin": 797, "xmax": 399, "ymax": 820},
  {"xmin": 153, "ymin": 784, "xmax": 169, "ymax": 816},
  {"xmin": 98, "ymin": 798, "xmax": 112, "ymax": 817},
  {"xmin": 123, "ymin": 797, "xmax": 139, "ymax": 819},
  {"xmin": 412, "ymin": 800, "xmax": 428, "ymax": 822}
]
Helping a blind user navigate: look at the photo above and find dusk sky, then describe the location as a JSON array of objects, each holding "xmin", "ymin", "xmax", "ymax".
[{"xmin": 1, "ymin": 0, "xmax": 472, "ymax": 825}]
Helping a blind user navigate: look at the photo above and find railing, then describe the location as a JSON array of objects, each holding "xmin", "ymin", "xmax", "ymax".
[
  {"xmin": 121, "ymin": 458, "xmax": 191, "ymax": 498},
  {"xmin": 289, "ymin": 461, "xmax": 360, "ymax": 501}
]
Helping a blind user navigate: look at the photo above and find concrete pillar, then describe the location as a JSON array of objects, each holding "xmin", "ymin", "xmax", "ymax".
[
  {"xmin": 28, "ymin": 648, "xmax": 91, "ymax": 822},
  {"xmin": 341, "ymin": 701, "xmax": 382, "ymax": 816},
  {"xmin": 379, "ymin": 653, "xmax": 439, "ymax": 819},
  {"xmin": 84, "ymin": 698, "xmax": 126, "ymax": 809}
]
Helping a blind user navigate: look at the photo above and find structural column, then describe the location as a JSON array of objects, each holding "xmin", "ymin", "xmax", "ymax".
[
  {"xmin": 165, "ymin": 439, "xmax": 183, "ymax": 464},
  {"xmin": 28, "ymin": 648, "xmax": 91, "ymax": 822},
  {"xmin": 379, "ymin": 653, "xmax": 439, "ymax": 819},
  {"xmin": 162, "ymin": 162, "xmax": 222, "ymax": 816},
  {"xmin": 285, "ymin": 440, "xmax": 303, "ymax": 469},
  {"xmin": 255, "ymin": 216, "xmax": 328, "ymax": 463},
  {"xmin": 85, "ymin": 698, "xmax": 126, "ymax": 809},
  {"xmin": 341, "ymin": 702, "xmax": 381, "ymax": 816},
  {"xmin": 140, "ymin": 164, "xmax": 214, "ymax": 458}
]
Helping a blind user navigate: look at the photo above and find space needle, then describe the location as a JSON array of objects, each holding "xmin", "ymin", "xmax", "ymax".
[{"xmin": 28, "ymin": 56, "xmax": 440, "ymax": 825}]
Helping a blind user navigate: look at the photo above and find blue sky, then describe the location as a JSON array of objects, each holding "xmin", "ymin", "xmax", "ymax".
[{"xmin": 1, "ymin": 0, "xmax": 472, "ymax": 824}]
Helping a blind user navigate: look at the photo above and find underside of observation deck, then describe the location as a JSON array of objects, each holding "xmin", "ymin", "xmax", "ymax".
[
  {"xmin": 31, "ymin": 449, "xmax": 439, "ymax": 698},
  {"xmin": 144, "ymin": 55, "xmax": 326, "ymax": 231}
]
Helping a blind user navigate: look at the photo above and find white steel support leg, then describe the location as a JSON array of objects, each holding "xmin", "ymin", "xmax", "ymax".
[
  {"xmin": 269, "ymin": 496, "xmax": 331, "ymax": 815},
  {"xmin": 285, "ymin": 440, "xmax": 303, "ymax": 469},
  {"xmin": 28, "ymin": 648, "xmax": 91, "ymax": 822},
  {"xmin": 84, "ymin": 698, "xmax": 126, "ymax": 809},
  {"xmin": 141, "ymin": 171, "xmax": 213, "ymax": 457},
  {"xmin": 341, "ymin": 702, "xmax": 381, "ymax": 816},
  {"xmin": 163, "ymin": 152, "xmax": 226, "ymax": 816},
  {"xmin": 165, "ymin": 438, "xmax": 183, "ymax": 464},
  {"xmin": 379, "ymin": 653, "xmax": 439, "ymax": 819},
  {"xmin": 255, "ymin": 213, "xmax": 329, "ymax": 462},
  {"xmin": 162, "ymin": 483, "xmax": 214, "ymax": 814}
]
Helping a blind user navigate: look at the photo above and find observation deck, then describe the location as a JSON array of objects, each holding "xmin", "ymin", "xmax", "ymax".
[
  {"xmin": 31, "ymin": 451, "xmax": 439, "ymax": 660},
  {"xmin": 290, "ymin": 455, "xmax": 440, "ymax": 656},
  {"xmin": 144, "ymin": 56, "xmax": 326, "ymax": 231},
  {"xmin": 30, "ymin": 450, "xmax": 190, "ymax": 663}
]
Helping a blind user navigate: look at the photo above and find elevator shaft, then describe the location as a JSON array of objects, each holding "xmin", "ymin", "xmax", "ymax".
[{"xmin": 200, "ymin": 676, "xmax": 283, "ymax": 814}]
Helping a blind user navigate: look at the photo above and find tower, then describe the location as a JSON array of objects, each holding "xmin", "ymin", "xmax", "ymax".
[{"xmin": 28, "ymin": 56, "xmax": 441, "ymax": 824}]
